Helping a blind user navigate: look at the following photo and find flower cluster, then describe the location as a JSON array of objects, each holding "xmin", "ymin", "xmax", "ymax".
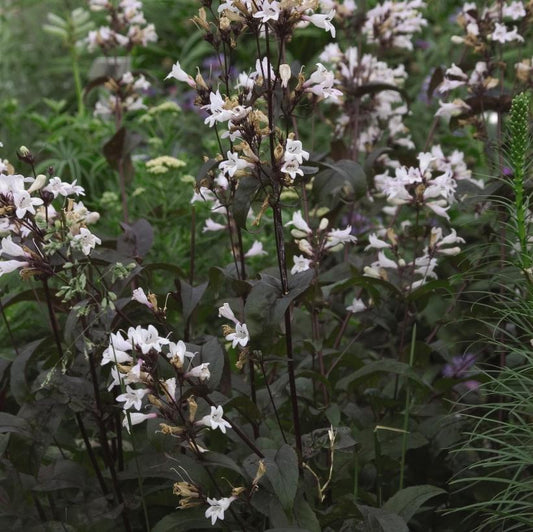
[
  {"xmin": 103, "ymin": 322, "xmax": 221, "ymax": 434},
  {"xmin": 94, "ymin": 71, "xmax": 150, "ymax": 118},
  {"xmin": 0, "ymin": 154, "xmax": 100, "ymax": 280},
  {"xmin": 452, "ymin": 2, "xmax": 527, "ymax": 51},
  {"xmin": 364, "ymin": 150, "xmax": 467, "ymax": 290},
  {"xmin": 320, "ymin": 45, "xmax": 412, "ymax": 152},
  {"xmin": 219, "ymin": 302, "xmax": 250, "ymax": 349},
  {"xmin": 285, "ymin": 211, "xmax": 357, "ymax": 274},
  {"xmin": 362, "ymin": 0, "xmax": 428, "ymax": 50},
  {"xmin": 375, "ymin": 152, "xmax": 458, "ymax": 219},
  {"xmin": 87, "ymin": 0, "xmax": 157, "ymax": 52}
]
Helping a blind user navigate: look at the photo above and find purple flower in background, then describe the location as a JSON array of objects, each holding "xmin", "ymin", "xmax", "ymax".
[
  {"xmin": 442, "ymin": 353, "xmax": 477, "ymax": 378},
  {"xmin": 340, "ymin": 212, "xmax": 371, "ymax": 236},
  {"xmin": 415, "ymin": 39, "xmax": 430, "ymax": 50}
]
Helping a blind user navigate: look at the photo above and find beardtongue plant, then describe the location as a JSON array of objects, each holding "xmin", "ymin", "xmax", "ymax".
[{"xmin": 3, "ymin": 0, "xmax": 533, "ymax": 530}]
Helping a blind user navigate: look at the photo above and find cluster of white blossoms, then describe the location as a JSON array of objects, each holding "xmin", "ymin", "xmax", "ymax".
[
  {"xmin": 0, "ymin": 156, "xmax": 101, "ymax": 278},
  {"xmin": 452, "ymin": 1, "xmax": 527, "ymax": 48},
  {"xmin": 102, "ymin": 321, "xmax": 217, "ymax": 431},
  {"xmin": 94, "ymin": 71, "xmax": 150, "ymax": 118},
  {"xmin": 218, "ymin": 303, "xmax": 250, "ymax": 349},
  {"xmin": 87, "ymin": 0, "xmax": 157, "ymax": 52},
  {"xmin": 435, "ymin": 2, "xmax": 529, "ymax": 122},
  {"xmin": 320, "ymin": 45, "xmax": 412, "ymax": 152},
  {"xmin": 362, "ymin": 0, "xmax": 428, "ymax": 50},
  {"xmin": 366, "ymin": 150, "xmax": 467, "ymax": 290},
  {"xmin": 285, "ymin": 211, "xmax": 357, "ymax": 274},
  {"xmin": 375, "ymin": 152, "xmax": 460, "ymax": 220}
]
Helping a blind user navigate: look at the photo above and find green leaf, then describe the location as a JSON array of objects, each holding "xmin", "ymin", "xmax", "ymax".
[
  {"xmin": 294, "ymin": 490, "xmax": 321, "ymax": 532},
  {"xmin": 117, "ymin": 219, "xmax": 154, "ymax": 258},
  {"xmin": 356, "ymin": 505, "xmax": 408, "ymax": 532},
  {"xmin": 264, "ymin": 444, "xmax": 299, "ymax": 513},
  {"xmin": 152, "ymin": 508, "xmax": 219, "ymax": 531},
  {"xmin": 234, "ymin": 175, "xmax": 260, "ymax": 229},
  {"xmin": 10, "ymin": 338, "xmax": 47, "ymax": 405},
  {"xmin": 197, "ymin": 336, "xmax": 225, "ymax": 390},
  {"xmin": 265, "ymin": 529, "xmax": 310, "ymax": 531},
  {"xmin": 178, "ymin": 280, "xmax": 208, "ymax": 322},
  {"xmin": 313, "ymin": 160, "xmax": 367, "ymax": 209},
  {"xmin": 0, "ymin": 413, "xmax": 32, "ymax": 439},
  {"xmin": 337, "ymin": 359, "xmax": 430, "ymax": 391},
  {"xmin": 245, "ymin": 271, "xmax": 313, "ymax": 338},
  {"xmin": 383, "ymin": 485, "xmax": 447, "ymax": 523}
]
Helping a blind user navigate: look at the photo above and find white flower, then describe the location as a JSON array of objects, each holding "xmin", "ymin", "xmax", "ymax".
[
  {"xmin": 132, "ymin": 287, "xmax": 154, "ymax": 309},
  {"xmin": 490, "ymin": 22, "xmax": 524, "ymax": 43},
  {"xmin": 279, "ymin": 64, "xmax": 291, "ymax": 88},
  {"xmin": 101, "ymin": 331, "xmax": 133, "ymax": 366},
  {"xmin": 185, "ymin": 362, "xmax": 211, "ymax": 381},
  {"xmin": 73, "ymin": 227, "xmax": 101, "ymax": 255},
  {"xmin": 167, "ymin": 340, "xmax": 196, "ymax": 364},
  {"xmin": 435, "ymin": 99, "xmax": 471, "ymax": 122},
  {"xmin": 225, "ymin": 323, "xmax": 250, "ymax": 348},
  {"xmin": 253, "ymin": 0, "xmax": 281, "ymax": 23},
  {"xmin": 365, "ymin": 233, "xmax": 391, "ymax": 251},
  {"xmin": 325, "ymin": 227, "xmax": 357, "ymax": 249},
  {"xmin": 219, "ymin": 151, "xmax": 251, "ymax": 177},
  {"xmin": 202, "ymin": 218, "xmax": 227, "ymax": 232},
  {"xmin": 281, "ymin": 159, "xmax": 303, "ymax": 182},
  {"xmin": 198, "ymin": 405, "xmax": 232, "ymax": 434},
  {"xmin": 245, "ymin": 241, "xmax": 267, "ymax": 258},
  {"xmin": 165, "ymin": 60, "xmax": 196, "ymax": 88},
  {"xmin": 291, "ymin": 255, "xmax": 311, "ymax": 274},
  {"xmin": 123, "ymin": 412, "xmax": 157, "ymax": 433},
  {"xmin": 218, "ymin": 302, "xmax": 240, "ymax": 325},
  {"xmin": 346, "ymin": 298, "xmax": 367, "ymax": 313},
  {"xmin": 163, "ymin": 377, "xmax": 176, "ymax": 401},
  {"xmin": 0, "ymin": 236, "xmax": 25, "ymax": 258},
  {"xmin": 306, "ymin": 10, "xmax": 336, "ymax": 38},
  {"xmin": 503, "ymin": 1, "xmax": 526, "ymax": 20},
  {"xmin": 128, "ymin": 324, "xmax": 169, "ymax": 354},
  {"xmin": 205, "ymin": 496, "xmax": 235, "ymax": 526},
  {"xmin": 202, "ymin": 90, "xmax": 233, "ymax": 127},
  {"xmin": 285, "ymin": 210, "xmax": 312, "ymax": 237},
  {"xmin": 13, "ymin": 190, "xmax": 43, "ymax": 219},
  {"xmin": 284, "ymin": 139, "xmax": 310, "ymax": 165},
  {"xmin": 0, "ymin": 259, "xmax": 29, "ymax": 276},
  {"xmin": 116, "ymin": 385, "xmax": 149, "ymax": 411}
]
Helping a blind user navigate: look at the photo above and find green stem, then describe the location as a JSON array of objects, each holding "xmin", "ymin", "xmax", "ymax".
[
  {"xmin": 399, "ymin": 324, "xmax": 416, "ymax": 491},
  {"xmin": 70, "ymin": 47, "xmax": 84, "ymax": 116}
]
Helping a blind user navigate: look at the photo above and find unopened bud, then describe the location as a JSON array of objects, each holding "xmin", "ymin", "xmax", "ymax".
[
  {"xmin": 279, "ymin": 64, "xmax": 291, "ymax": 88},
  {"xmin": 28, "ymin": 174, "xmax": 47, "ymax": 193},
  {"xmin": 18, "ymin": 146, "xmax": 30, "ymax": 157},
  {"xmin": 318, "ymin": 218, "xmax": 329, "ymax": 232},
  {"xmin": 298, "ymin": 239, "xmax": 314, "ymax": 256},
  {"xmin": 188, "ymin": 396, "xmax": 198, "ymax": 423}
]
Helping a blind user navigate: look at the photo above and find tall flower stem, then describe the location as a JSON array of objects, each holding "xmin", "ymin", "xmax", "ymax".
[{"xmin": 271, "ymin": 198, "xmax": 303, "ymax": 462}]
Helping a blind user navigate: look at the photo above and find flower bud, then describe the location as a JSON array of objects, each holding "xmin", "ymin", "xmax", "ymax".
[
  {"xmin": 279, "ymin": 64, "xmax": 291, "ymax": 88},
  {"xmin": 318, "ymin": 217, "xmax": 329, "ymax": 232},
  {"xmin": 298, "ymin": 238, "xmax": 314, "ymax": 256},
  {"xmin": 28, "ymin": 174, "xmax": 47, "ymax": 193}
]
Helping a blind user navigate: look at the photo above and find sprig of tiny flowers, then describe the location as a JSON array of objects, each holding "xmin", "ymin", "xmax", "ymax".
[
  {"xmin": 284, "ymin": 211, "xmax": 356, "ymax": 274},
  {"xmin": 0, "ymin": 150, "xmax": 100, "ymax": 281},
  {"xmin": 364, "ymin": 150, "xmax": 466, "ymax": 291},
  {"xmin": 86, "ymin": 0, "xmax": 157, "ymax": 52}
]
